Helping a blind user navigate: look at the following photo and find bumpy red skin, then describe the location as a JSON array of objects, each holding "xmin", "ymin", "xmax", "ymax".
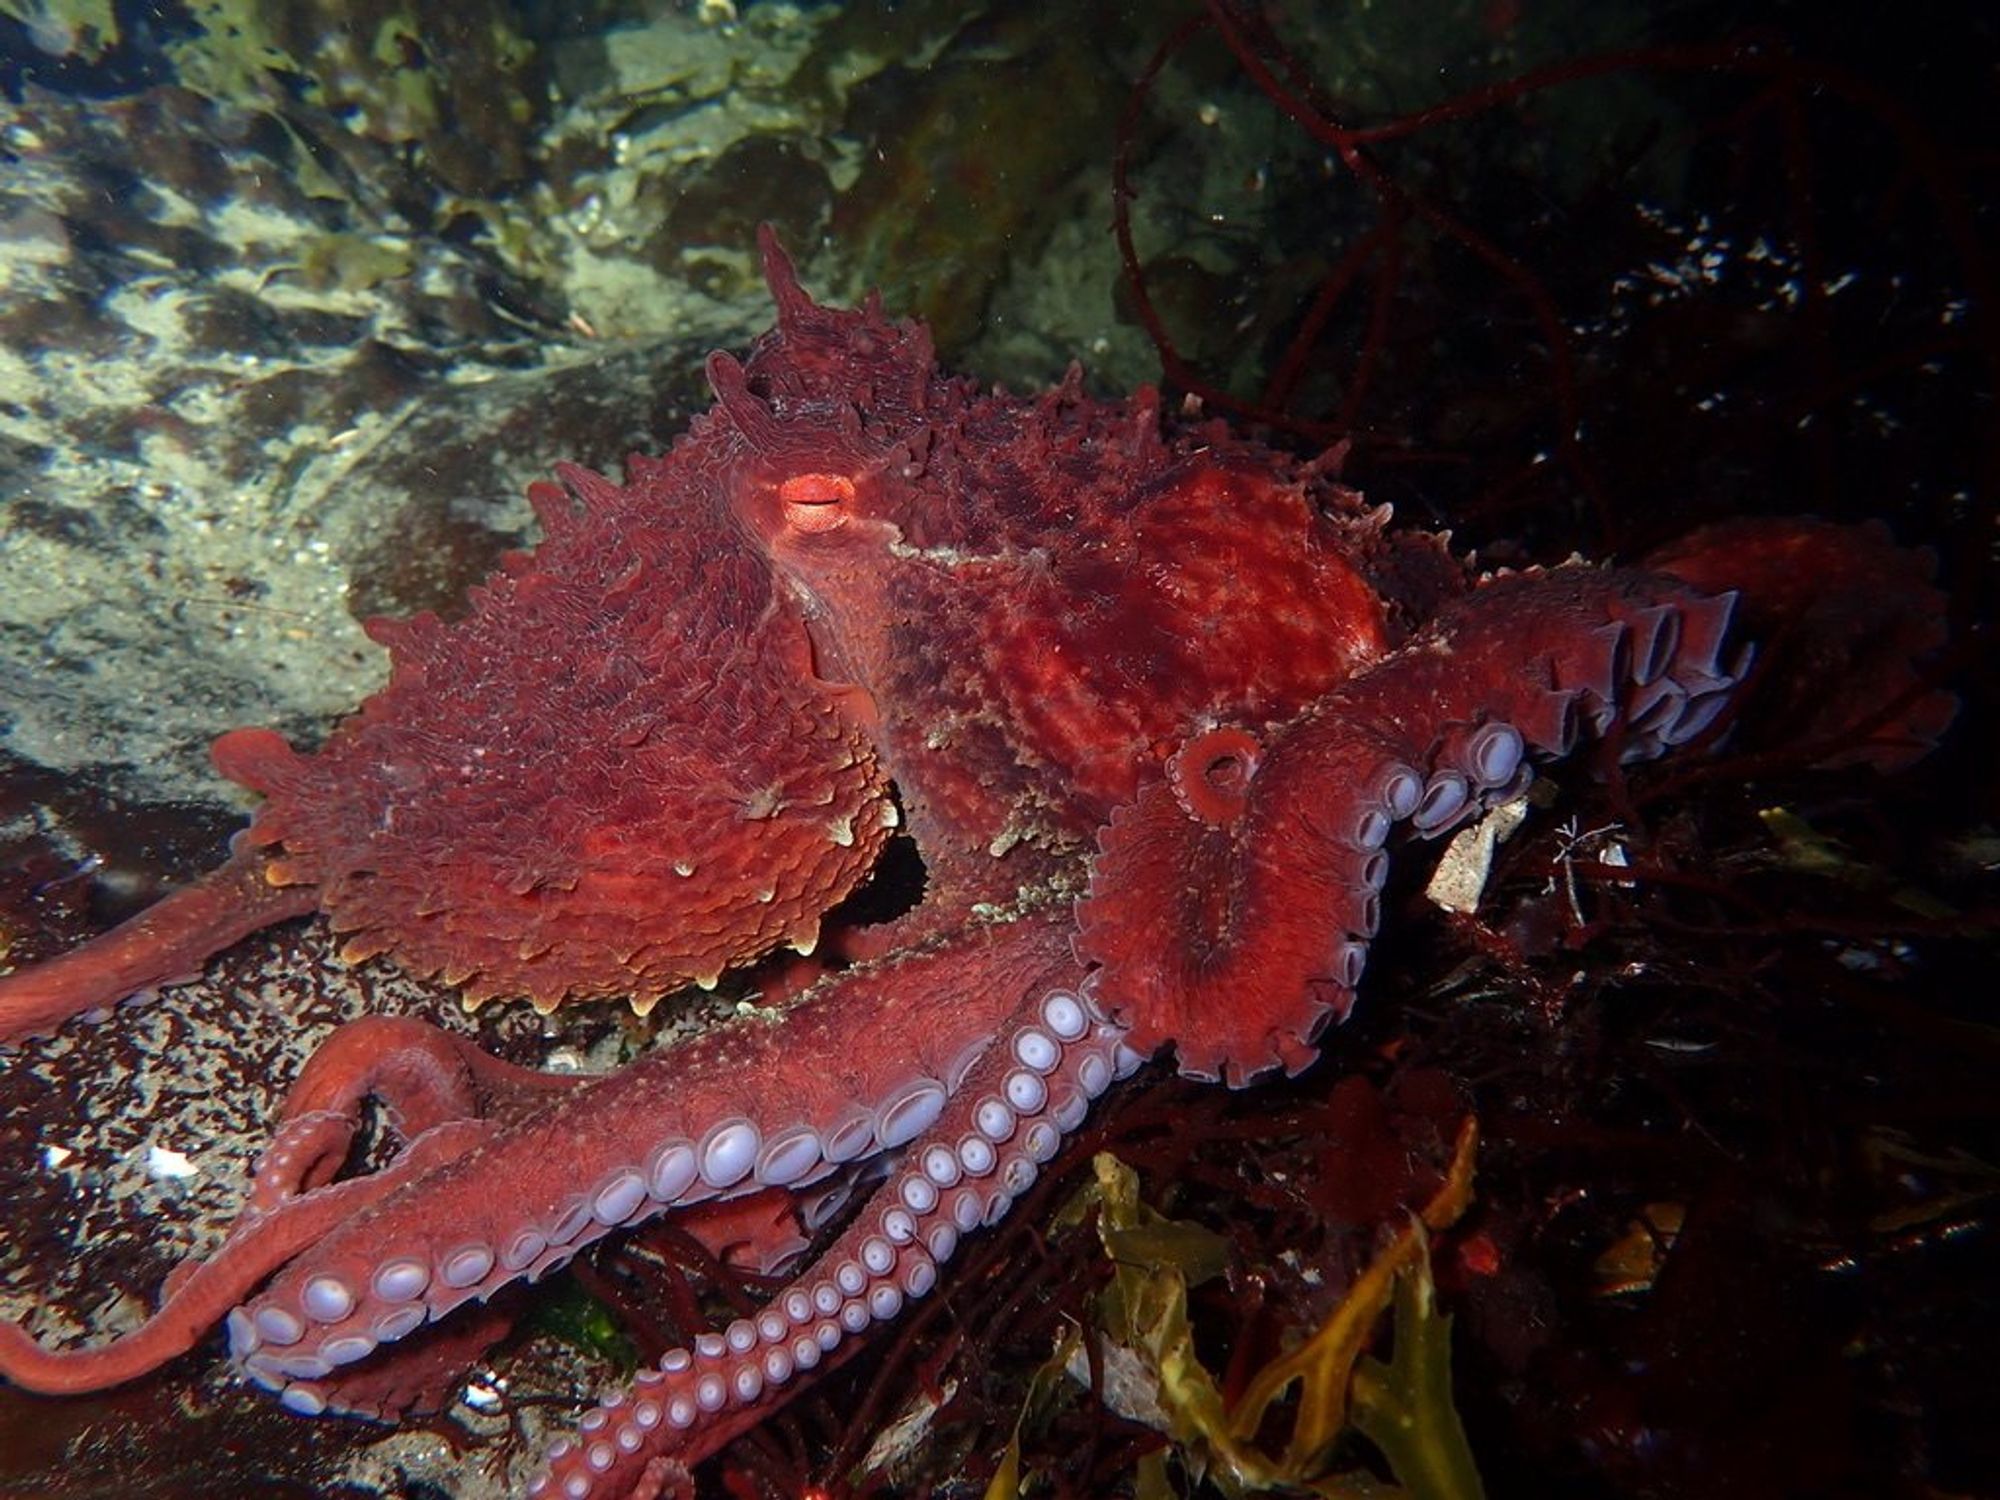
[{"xmin": 0, "ymin": 231, "xmax": 1951, "ymax": 1499}]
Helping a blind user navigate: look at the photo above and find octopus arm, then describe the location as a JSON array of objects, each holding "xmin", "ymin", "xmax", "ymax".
[
  {"xmin": 0, "ymin": 841, "xmax": 316, "ymax": 1045},
  {"xmin": 526, "ymin": 914, "xmax": 1140, "ymax": 1500},
  {"xmin": 0, "ymin": 910, "xmax": 1077, "ymax": 1434},
  {"xmin": 0, "ymin": 1114, "xmax": 493, "ymax": 1395},
  {"xmin": 1078, "ymin": 562, "xmax": 1756, "ymax": 1085}
]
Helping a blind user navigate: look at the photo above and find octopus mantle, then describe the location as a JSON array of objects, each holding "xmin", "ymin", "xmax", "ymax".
[{"xmin": 0, "ymin": 230, "xmax": 1951, "ymax": 1499}]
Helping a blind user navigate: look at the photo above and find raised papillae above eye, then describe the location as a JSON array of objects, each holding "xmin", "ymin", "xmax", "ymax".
[{"xmin": 777, "ymin": 472, "xmax": 858, "ymax": 534}]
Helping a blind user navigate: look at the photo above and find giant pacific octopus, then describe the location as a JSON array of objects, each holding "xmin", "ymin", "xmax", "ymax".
[{"xmin": 0, "ymin": 230, "xmax": 1954, "ymax": 1498}]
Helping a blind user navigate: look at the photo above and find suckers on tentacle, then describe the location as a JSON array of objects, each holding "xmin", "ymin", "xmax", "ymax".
[
  {"xmin": 0, "ymin": 915, "xmax": 1073, "ymax": 1419},
  {"xmin": 1077, "ymin": 562, "xmax": 1754, "ymax": 1086},
  {"xmin": 529, "ymin": 974, "xmax": 1144, "ymax": 1500}
]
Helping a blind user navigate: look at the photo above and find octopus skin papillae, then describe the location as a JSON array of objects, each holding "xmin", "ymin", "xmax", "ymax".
[{"xmin": 0, "ymin": 229, "xmax": 1954, "ymax": 1499}]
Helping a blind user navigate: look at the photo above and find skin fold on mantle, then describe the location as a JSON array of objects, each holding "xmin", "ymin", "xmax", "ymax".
[{"xmin": 0, "ymin": 229, "xmax": 1954, "ymax": 1499}]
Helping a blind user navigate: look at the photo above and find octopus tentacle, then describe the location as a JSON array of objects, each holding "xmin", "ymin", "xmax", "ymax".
[
  {"xmin": 1079, "ymin": 564, "xmax": 1755, "ymax": 1085},
  {"xmin": 248, "ymin": 1015, "xmax": 586, "ymax": 1212},
  {"xmin": 0, "ymin": 1116, "xmax": 490, "ymax": 1395},
  {"xmin": 528, "ymin": 972, "xmax": 1142, "ymax": 1500},
  {"xmin": 0, "ymin": 919, "xmax": 1068, "ymax": 1422},
  {"xmin": 0, "ymin": 842, "xmax": 317, "ymax": 1045},
  {"xmin": 217, "ymin": 916, "xmax": 1073, "ymax": 1417}
]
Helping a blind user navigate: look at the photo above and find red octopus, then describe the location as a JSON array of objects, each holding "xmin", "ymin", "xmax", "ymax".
[{"xmin": 0, "ymin": 232, "xmax": 1951, "ymax": 1498}]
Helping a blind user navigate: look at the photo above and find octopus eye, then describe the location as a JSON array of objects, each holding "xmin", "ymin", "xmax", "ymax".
[{"xmin": 778, "ymin": 472, "xmax": 857, "ymax": 533}]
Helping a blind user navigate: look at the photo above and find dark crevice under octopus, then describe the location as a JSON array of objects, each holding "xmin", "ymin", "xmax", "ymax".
[{"xmin": 0, "ymin": 229, "xmax": 1955, "ymax": 1499}]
